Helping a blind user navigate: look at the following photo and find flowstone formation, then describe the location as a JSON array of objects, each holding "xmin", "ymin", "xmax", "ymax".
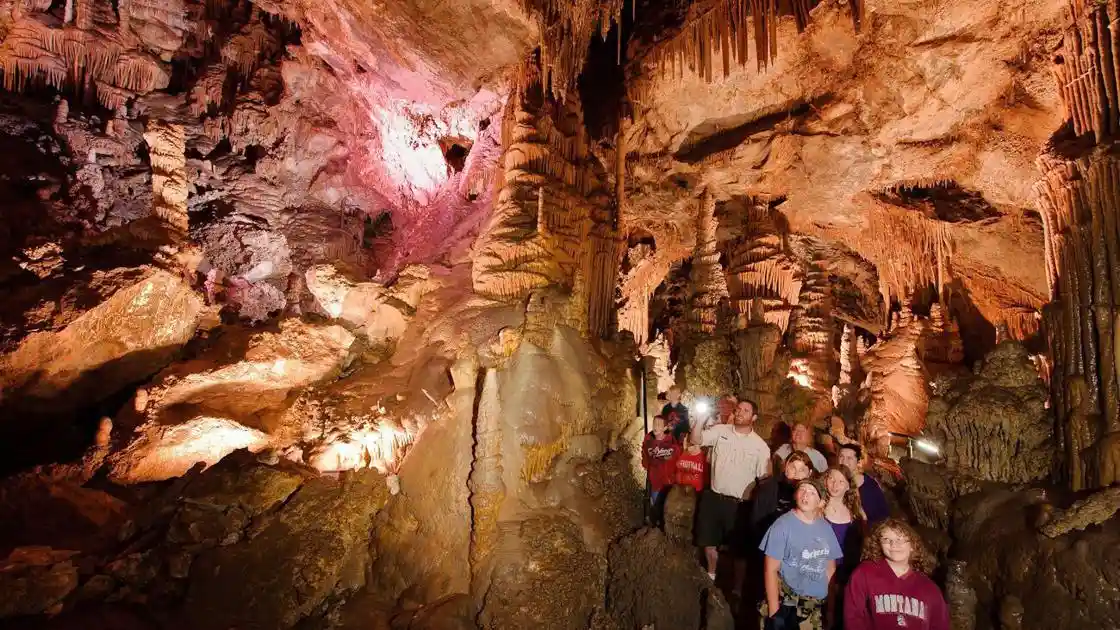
[{"xmin": 925, "ymin": 340, "xmax": 1052, "ymax": 484}]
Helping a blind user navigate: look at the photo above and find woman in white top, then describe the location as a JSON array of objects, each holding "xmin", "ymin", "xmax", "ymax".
[{"xmin": 774, "ymin": 422, "xmax": 828, "ymax": 472}]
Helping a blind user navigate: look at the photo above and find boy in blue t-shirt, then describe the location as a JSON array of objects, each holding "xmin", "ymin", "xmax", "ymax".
[{"xmin": 759, "ymin": 477, "xmax": 843, "ymax": 629}]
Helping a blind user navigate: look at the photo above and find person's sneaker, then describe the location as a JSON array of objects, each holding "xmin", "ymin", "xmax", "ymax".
[{"xmin": 707, "ymin": 571, "xmax": 717, "ymax": 581}]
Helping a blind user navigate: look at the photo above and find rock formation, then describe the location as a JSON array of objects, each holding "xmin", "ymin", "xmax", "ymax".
[
  {"xmin": 925, "ymin": 340, "xmax": 1052, "ymax": 484},
  {"xmin": 3, "ymin": 0, "xmax": 1120, "ymax": 628}
]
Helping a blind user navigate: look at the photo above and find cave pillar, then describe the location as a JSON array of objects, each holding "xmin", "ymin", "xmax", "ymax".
[
  {"xmin": 788, "ymin": 257, "xmax": 838, "ymax": 419},
  {"xmin": 688, "ymin": 191, "xmax": 727, "ymax": 335},
  {"xmin": 678, "ymin": 192, "xmax": 733, "ymax": 397},
  {"xmin": 473, "ymin": 58, "xmax": 620, "ymax": 339},
  {"xmin": 143, "ymin": 120, "xmax": 189, "ymax": 243},
  {"xmin": 1037, "ymin": 1, "xmax": 1120, "ymax": 489},
  {"xmin": 722, "ymin": 199, "xmax": 801, "ymax": 422}
]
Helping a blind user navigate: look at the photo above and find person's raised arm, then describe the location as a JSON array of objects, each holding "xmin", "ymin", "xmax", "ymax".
[{"xmin": 690, "ymin": 413, "xmax": 717, "ymax": 447}]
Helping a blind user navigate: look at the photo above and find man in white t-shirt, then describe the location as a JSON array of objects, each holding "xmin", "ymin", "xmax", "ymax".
[
  {"xmin": 691, "ymin": 398, "xmax": 771, "ymax": 590},
  {"xmin": 774, "ymin": 422, "xmax": 828, "ymax": 472}
]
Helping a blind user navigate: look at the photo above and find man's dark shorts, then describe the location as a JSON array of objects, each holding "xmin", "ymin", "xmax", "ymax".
[{"xmin": 696, "ymin": 488, "xmax": 752, "ymax": 555}]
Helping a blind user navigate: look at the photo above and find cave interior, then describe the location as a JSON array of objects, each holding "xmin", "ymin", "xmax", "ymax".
[{"xmin": 1, "ymin": 0, "xmax": 1119, "ymax": 628}]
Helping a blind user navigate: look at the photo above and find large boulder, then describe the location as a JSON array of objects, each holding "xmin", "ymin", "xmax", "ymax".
[
  {"xmin": 180, "ymin": 468, "xmax": 388, "ymax": 630},
  {"xmin": 0, "ymin": 269, "xmax": 203, "ymax": 416},
  {"xmin": 108, "ymin": 319, "xmax": 356, "ymax": 482},
  {"xmin": 0, "ymin": 475, "xmax": 127, "ymax": 556},
  {"xmin": 949, "ymin": 484, "xmax": 1120, "ymax": 629},
  {"xmin": 0, "ymin": 547, "xmax": 80, "ymax": 618},
  {"xmin": 304, "ymin": 264, "xmax": 431, "ymax": 350},
  {"xmin": 478, "ymin": 516, "xmax": 607, "ymax": 630}
]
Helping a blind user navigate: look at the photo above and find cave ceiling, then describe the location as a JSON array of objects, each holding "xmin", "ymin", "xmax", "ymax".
[{"xmin": 0, "ymin": 0, "xmax": 1064, "ymax": 351}]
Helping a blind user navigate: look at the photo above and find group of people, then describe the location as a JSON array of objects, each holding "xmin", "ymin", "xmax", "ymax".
[{"xmin": 641, "ymin": 389, "xmax": 949, "ymax": 630}]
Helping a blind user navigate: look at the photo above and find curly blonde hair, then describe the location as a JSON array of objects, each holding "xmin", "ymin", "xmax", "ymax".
[
  {"xmin": 861, "ymin": 518, "xmax": 936, "ymax": 575},
  {"xmin": 826, "ymin": 464, "xmax": 867, "ymax": 526}
]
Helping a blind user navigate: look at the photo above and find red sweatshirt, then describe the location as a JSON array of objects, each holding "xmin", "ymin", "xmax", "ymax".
[
  {"xmin": 674, "ymin": 448, "xmax": 707, "ymax": 491},
  {"xmin": 844, "ymin": 559, "xmax": 949, "ymax": 630},
  {"xmin": 642, "ymin": 433, "xmax": 680, "ymax": 492}
]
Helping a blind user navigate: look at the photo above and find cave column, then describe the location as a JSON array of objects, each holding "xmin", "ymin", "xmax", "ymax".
[
  {"xmin": 468, "ymin": 367, "xmax": 505, "ymax": 600},
  {"xmin": 789, "ymin": 256, "xmax": 838, "ymax": 409},
  {"xmin": 676, "ymin": 191, "xmax": 734, "ymax": 397},
  {"xmin": 143, "ymin": 120, "xmax": 189, "ymax": 244},
  {"xmin": 688, "ymin": 191, "xmax": 727, "ymax": 335},
  {"xmin": 1038, "ymin": 0, "xmax": 1120, "ymax": 490}
]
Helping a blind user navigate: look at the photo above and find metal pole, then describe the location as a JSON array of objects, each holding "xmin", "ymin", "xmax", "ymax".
[{"xmin": 640, "ymin": 359, "xmax": 650, "ymax": 522}]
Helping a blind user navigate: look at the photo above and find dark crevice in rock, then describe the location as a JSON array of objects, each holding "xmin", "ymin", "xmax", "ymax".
[
  {"xmin": 873, "ymin": 181, "xmax": 1002, "ymax": 224},
  {"xmin": 673, "ymin": 95, "xmax": 830, "ymax": 163}
]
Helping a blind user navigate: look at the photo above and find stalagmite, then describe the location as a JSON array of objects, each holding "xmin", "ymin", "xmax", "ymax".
[
  {"xmin": 688, "ymin": 192, "xmax": 728, "ymax": 334},
  {"xmin": 469, "ymin": 368, "xmax": 505, "ymax": 598},
  {"xmin": 143, "ymin": 120, "xmax": 189, "ymax": 242}
]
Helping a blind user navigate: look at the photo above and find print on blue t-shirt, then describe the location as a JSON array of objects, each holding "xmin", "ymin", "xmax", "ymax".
[{"xmin": 759, "ymin": 511, "xmax": 843, "ymax": 599}]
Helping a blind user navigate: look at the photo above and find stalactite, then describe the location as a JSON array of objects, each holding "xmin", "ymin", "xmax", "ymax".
[
  {"xmin": 0, "ymin": 20, "xmax": 169, "ymax": 104},
  {"xmin": 846, "ymin": 201, "xmax": 953, "ymax": 309},
  {"xmin": 474, "ymin": 56, "xmax": 617, "ymax": 336},
  {"xmin": 722, "ymin": 199, "xmax": 801, "ymax": 332},
  {"xmin": 634, "ymin": 0, "xmax": 860, "ymax": 95},
  {"xmin": 521, "ymin": 0, "xmax": 625, "ymax": 100}
]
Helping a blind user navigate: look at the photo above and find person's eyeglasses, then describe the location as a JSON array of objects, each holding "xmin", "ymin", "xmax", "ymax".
[{"xmin": 882, "ymin": 538, "xmax": 911, "ymax": 547}]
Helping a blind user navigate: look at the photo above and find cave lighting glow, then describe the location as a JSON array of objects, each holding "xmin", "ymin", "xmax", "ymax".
[
  {"xmin": 787, "ymin": 358, "xmax": 813, "ymax": 388},
  {"xmin": 376, "ymin": 107, "xmax": 448, "ymax": 201},
  {"xmin": 373, "ymin": 100, "xmax": 482, "ymax": 205},
  {"xmin": 310, "ymin": 422, "xmax": 415, "ymax": 474},
  {"xmin": 914, "ymin": 438, "xmax": 941, "ymax": 456}
]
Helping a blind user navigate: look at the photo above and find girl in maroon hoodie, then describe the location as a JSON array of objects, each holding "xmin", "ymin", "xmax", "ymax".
[{"xmin": 844, "ymin": 519, "xmax": 949, "ymax": 630}]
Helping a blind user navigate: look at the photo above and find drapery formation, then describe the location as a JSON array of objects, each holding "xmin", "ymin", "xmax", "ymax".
[
  {"xmin": 0, "ymin": 0, "xmax": 187, "ymax": 108},
  {"xmin": 723, "ymin": 199, "xmax": 801, "ymax": 333},
  {"xmin": 629, "ymin": 0, "xmax": 862, "ymax": 101},
  {"xmin": 473, "ymin": 57, "xmax": 625, "ymax": 338},
  {"xmin": 1036, "ymin": 0, "xmax": 1120, "ymax": 490}
]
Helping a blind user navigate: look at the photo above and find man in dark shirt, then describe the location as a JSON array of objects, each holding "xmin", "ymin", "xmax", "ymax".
[{"xmin": 660, "ymin": 386, "xmax": 690, "ymax": 440}]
